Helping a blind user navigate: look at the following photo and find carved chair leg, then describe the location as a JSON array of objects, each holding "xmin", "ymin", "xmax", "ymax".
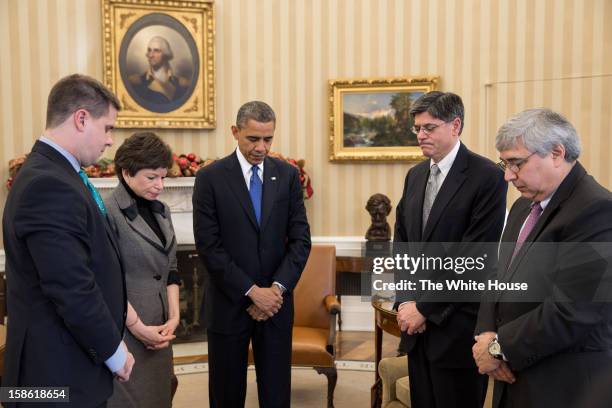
[{"xmin": 314, "ymin": 366, "xmax": 338, "ymax": 408}]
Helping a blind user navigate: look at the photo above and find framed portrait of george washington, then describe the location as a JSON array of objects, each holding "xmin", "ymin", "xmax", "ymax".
[
  {"xmin": 102, "ymin": 0, "xmax": 215, "ymax": 129},
  {"xmin": 328, "ymin": 77, "xmax": 439, "ymax": 161}
]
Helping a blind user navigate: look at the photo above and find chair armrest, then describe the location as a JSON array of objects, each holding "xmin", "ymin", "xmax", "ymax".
[
  {"xmin": 378, "ymin": 357, "xmax": 408, "ymax": 406},
  {"xmin": 325, "ymin": 295, "xmax": 340, "ymax": 353},
  {"xmin": 324, "ymin": 295, "xmax": 341, "ymax": 315}
]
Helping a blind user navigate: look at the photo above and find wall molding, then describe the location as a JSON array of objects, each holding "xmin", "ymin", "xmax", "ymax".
[
  {"xmin": 339, "ymin": 295, "xmax": 375, "ymax": 331},
  {"xmin": 173, "ymin": 359, "xmax": 375, "ymax": 373},
  {"xmin": 0, "ymin": 237, "xmax": 365, "ymax": 273},
  {"xmin": 90, "ymin": 178, "xmax": 366, "ymax": 255},
  {"xmin": 311, "ymin": 236, "xmax": 364, "ymax": 257},
  {"xmin": 0, "ymin": 245, "xmax": 371, "ymax": 330}
]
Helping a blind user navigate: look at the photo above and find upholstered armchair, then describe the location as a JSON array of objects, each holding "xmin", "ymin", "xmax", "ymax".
[
  {"xmin": 378, "ymin": 356, "xmax": 410, "ymax": 408},
  {"xmin": 249, "ymin": 244, "xmax": 340, "ymax": 407},
  {"xmin": 292, "ymin": 244, "xmax": 340, "ymax": 407},
  {"xmin": 378, "ymin": 356, "xmax": 494, "ymax": 408}
]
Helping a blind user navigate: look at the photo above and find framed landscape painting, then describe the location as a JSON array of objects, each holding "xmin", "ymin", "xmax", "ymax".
[{"xmin": 329, "ymin": 77, "xmax": 439, "ymax": 161}]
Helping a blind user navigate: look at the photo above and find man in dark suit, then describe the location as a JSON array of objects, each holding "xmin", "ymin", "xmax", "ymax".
[
  {"xmin": 193, "ymin": 101, "xmax": 311, "ymax": 408},
  {"xmin": 473, "ymin": 108, "xmax": 612, "ymax": 408},
  {"xmin": 394, "ymin": 91, "xmax": 507, "ymax": 408},
  {"xmin": 2, "ymin": 74, "xmax": 133, "ymax": 407}
]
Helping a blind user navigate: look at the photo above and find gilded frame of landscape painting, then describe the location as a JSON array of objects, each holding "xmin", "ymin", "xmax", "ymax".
[
  {"xmin": 329, "ymin": 77, "xmax": 439, "ymax": 161},
  {"xmin": 102, "ymin": 0, "xmax": 215, "ymax": 129}
]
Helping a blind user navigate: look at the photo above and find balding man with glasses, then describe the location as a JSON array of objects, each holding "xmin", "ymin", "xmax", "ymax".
[
  {"xmin": 473, "ymin": 108, "xmax": 612, "ymax": 408},
  {"xmin": 394, "ymin": 91, "xmax": 507, "ymax": 408}
]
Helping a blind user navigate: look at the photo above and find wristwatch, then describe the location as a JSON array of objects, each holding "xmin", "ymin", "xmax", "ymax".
[{"xmin": 488, "ymin": 337, "xmax": 504, "ymax": 360}]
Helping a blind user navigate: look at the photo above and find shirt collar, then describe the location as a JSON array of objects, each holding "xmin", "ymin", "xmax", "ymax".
[
  {"xmin": 235, "ymin": 147, "xmax": 264, "ymax": 177},
  {"xmin": 117, "ymin": 177, "xmax": 166, "ymax": 221},
  {"xmin": 430, "ymin": 139, "xmax": 460, "ymax": 177},
  {"xmin": 145, "ymin": 65, "xmax": 175, "ymax": 81},
  {"xmin": 39, "ymin": 136, "xmax": 81, "ymax": 173},
  {"xmin": 536, "ymin": 189, "xmax": 556, "ymax": 211}
]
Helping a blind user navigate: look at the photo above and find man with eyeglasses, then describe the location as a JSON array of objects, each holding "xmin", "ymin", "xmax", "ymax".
[
  {"xmin": 473, "ymin": 108, "xmax": 612, "ymax": 408},
  {"xmin": 394, "ymin": 91, "xmax": 507, "ymax": 408}
]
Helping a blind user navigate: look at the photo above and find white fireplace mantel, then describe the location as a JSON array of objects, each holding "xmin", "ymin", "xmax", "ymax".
[
  {"xmin": 1, "ymin": 178, "xmax": 363, "ymax": 268},
  {"xmin": 92, "ymin": 177, "xmax": 197, "ymax": 245},
  {"xmin": 0, "ymin": 178, "xmax": 368, "ymax": 329},
  {"xmin": 90, "ymin": 177, "xmax": 364, "ymax": 255},
  {"xmin": 92, "ymin": 177, "xmax": 195, "ymax": 212}
]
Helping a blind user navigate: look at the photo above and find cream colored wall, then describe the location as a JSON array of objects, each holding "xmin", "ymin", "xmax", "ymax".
[{"xmin": 1, "ymin": 0, "xmax": 611, "ymax": 248}]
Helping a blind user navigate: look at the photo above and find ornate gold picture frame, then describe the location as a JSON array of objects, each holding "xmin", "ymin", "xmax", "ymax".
[
  {"xmin": 329, "ymin": 77, "xmax": 439, "ymax": 161},
  {"xmin": 102, "ymin": 0, "xmax": 215, "ymax": 129}
]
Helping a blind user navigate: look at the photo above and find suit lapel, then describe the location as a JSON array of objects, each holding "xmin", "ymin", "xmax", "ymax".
[
  {"xmin": 503, "ymin": 204, "xmax": 556, "ymax": 281},
  {"xmin": 400, "ymin": 163, "xmax": 429, "ymax": 241},
  {"xmin": 113, "ymin": 183, "xmax": 166, "ymax": 253},
  {"xmin": 412, "ymin": 165, "xmax": 429, "ymax": 240},
  {"xmin": 103, "ymin": 216, "xmax": 123, "ymax": 259},
  {"xmin": 126, "ymin": 214, "xmax": 166, "ymax": 250},
  {"xmin": 422, "ymin": 143, "xmax": 468, "ymax": 241},
  {"xmin": 260, "ymin": 157, "xmax": 279, "ymax": 232},
  {"xmin": 521, "ymin": 163, "xmax": 585, "ymax": 245},
  {"xmin": 155, "ymin": 212, "xmax": 175, "ymax": 251},
  {"xmin": 501, "ymin": 163, "xmax": 587, "ymax": 283},
  {"xmin": 224, "ymin": 153, "xmax": 259, "ymax": 230},
  {"xmin": 33, "ymin": 140, "xmax": 79, "ymax": 176},
  {"xmin": 499, "ymin": 201, "xmax": 530, "ymax": 276},
  {"xmin": 34, "ymin": 141, "xmax": 124, "ymax": 260}
]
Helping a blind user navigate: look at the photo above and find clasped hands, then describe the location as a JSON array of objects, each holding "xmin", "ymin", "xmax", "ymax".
[
  {"xmin": 472, "ymin": 331, "xmax": 516, "ymax": 384},
  {"xmin": 129, "ymin": 317, "xmax": 178, "ymax": 350},
  {"xmin": 396, "ymin": 302, "xmax": 427, "ymax": 335},
  {"xmin": 247, "ymin": 285, "xmax": 283, "ymax": 322}
]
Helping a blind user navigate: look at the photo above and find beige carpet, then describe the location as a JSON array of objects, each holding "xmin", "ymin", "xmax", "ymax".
[{"xmin": 173, "ymin": 366, "xmax": 373, "ymax": 407}]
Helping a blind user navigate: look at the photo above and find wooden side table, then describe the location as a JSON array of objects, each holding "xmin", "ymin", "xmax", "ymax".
[{"xmin": 371, "ymin": 301, "xmax": 401, "ymax": 408}]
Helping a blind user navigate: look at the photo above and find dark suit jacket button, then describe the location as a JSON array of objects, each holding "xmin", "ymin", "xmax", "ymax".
[{"xmin": 154, "ymin": 274, "xmax": 162, "ymax": 280}]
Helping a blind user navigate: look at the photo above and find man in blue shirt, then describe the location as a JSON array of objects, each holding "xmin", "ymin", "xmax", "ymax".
[{"xmin": 2, "ymin": 74, "xmax": 133, "ymax": 407}]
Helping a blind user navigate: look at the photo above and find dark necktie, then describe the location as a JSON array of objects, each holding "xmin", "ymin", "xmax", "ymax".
[
  {"xmin": 510, "ymin": 202, "xmax": 543, "ymax": 263},
  {"xmin": 249, "ymin": 165, "xmax": 262, "ymax": 225},
  {"xmin": 422, "ymin": 164, "xmax": 441, "ymax": 232},
  {"xmin": 78, "ymin": 169, "xmax": 107, "ymax": 216}
]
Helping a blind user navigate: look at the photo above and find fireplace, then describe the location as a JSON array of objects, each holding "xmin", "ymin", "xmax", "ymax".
[{"xmin": 174, "ymin": 245, "xmax": 207, "ymax": 343}]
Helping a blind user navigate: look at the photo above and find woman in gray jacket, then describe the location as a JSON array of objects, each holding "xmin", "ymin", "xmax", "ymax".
[{"xmin": 106, "ymin": 132, "xmax": 180, "ymax": 407}]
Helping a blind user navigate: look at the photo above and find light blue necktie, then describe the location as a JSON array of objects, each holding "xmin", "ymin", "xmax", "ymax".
[
  {"xmin": 78, "ymin": 169, "xmax": 107, "ymax": 216},
  {"xmin": 249, "ymin": 165, "xmax": 262, "ymax": 225}
]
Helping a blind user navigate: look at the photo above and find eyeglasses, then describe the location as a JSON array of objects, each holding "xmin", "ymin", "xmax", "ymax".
[
  {"xmin": 497, "ymin": 152, "xmax": 536, "ymax": 173},
  {"xmin": 411, "ymin": 122, "xmax": 446, "ymax": 136}
]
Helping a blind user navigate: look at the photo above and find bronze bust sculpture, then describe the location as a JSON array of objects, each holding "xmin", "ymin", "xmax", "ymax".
[{"xmin": 365, "ymin": 193, "xmax": 392, "ymax": 242}]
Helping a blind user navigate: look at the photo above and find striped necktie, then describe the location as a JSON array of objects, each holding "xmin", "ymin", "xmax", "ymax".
[
  {"xmin": 422, "ymin": 164, "xmax": 441, "ymax": 232},
  {"xmin": 78, "ymin": 169, "xmax": 107, "ymax": 216}
]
